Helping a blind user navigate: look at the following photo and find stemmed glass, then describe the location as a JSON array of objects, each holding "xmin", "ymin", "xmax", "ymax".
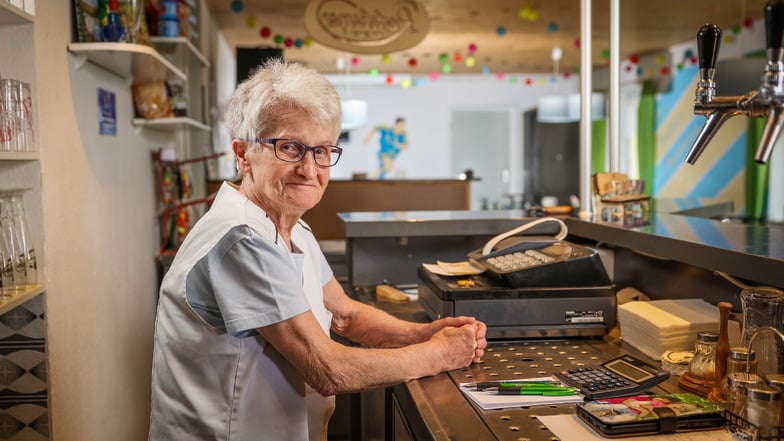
[{"xmin": 0, "ymin": 189, "xmax": 36, "ymax": 294}]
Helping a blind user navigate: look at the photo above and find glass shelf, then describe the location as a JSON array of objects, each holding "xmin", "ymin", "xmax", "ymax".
[
  {"xmin": 132, "ymin": 117, "xmax": 210, "ymax": 132},
  {"xmin": 0, "ymin": 2, "xmax": 33, "ymax": 25},
  {"xmin": 0, "ymin": 151, "xmax": 39, "ymax": 161},
  {"xmin": 149, "ymin": 36, "xmax": 209, "ymax": 68},
  {"xmin": 0, "ymin": 284, "xmax": 44, "ymax": 316},
  {"xmin": 67, "ymin": 42, "xmax": 186, "ymax": 82}
]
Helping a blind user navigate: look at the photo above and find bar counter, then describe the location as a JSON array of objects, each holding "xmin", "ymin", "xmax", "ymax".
[{"xmin": 340, "ymin": 199, "xmax": 784, "ymax": 440}]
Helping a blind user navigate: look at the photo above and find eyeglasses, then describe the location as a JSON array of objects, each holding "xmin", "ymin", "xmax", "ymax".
[{"xmin": 254, "ymin": 138, "xmax": 343, "ymax": 167}]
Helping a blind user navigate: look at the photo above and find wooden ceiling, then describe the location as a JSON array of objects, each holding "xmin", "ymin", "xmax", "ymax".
[{"xmin": 204, "ymin": 0, "xmax": 767, "ymax": 75}]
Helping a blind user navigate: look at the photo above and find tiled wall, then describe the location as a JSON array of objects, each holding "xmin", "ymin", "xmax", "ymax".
[{"xmin": 0, "ymin": 294, "xmax": 48, "ymax": 440}]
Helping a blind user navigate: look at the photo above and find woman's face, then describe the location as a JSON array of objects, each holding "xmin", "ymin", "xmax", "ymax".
[{"xmin": 235, "ymin": 108, "xmax": 336, "ymax": 219}]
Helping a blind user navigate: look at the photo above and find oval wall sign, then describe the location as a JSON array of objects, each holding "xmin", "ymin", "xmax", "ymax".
[{"xmin": 304, "ymin": 0, "xmax": 430, "ymax": 54}]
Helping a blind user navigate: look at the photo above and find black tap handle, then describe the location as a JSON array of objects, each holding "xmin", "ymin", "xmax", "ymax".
[
  {"xmin": 697, "ymin": 24, "xmax": 722, "ymax": 70},
  {"xmin": 766, "ymin": 0, "xmax": 784, "ymax": 51}
]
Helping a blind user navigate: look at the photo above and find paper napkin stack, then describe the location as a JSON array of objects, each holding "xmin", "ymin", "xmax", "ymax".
[{"xmin": 618, "ymin": 299, "xmax": 725, "ymax": 360}]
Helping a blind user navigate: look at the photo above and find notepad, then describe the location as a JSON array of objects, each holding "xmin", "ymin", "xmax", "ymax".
[{"xmin": 459, "ymin": 377, "xmax": 585, "ymax": 410}]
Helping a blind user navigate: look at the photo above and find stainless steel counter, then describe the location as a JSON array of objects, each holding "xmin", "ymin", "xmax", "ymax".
[{"xmin": 390, "ymin": 338, "xmax": 683, "ymax": 441}]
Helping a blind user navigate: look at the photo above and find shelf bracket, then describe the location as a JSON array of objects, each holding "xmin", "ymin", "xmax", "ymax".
[{"xmin": 70, "ymin": 52, "xmax": 88, "ymax": 71}]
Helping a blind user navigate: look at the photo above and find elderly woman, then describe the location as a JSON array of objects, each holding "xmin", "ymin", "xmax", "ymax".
[{"xmin": 148, "ymin": 59, "xmax": 487, "ymax": 441}]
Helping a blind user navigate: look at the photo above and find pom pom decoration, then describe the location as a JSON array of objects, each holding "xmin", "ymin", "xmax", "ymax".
[
  {"xmin": 385, "ymin": 74, "xmax": 394, "ymax": 85},
  {"xmin": 260, "ymin": 26, "xmax": 271, "ymax": 38},
  {"xmin": 438, "ymin": 53, "xmax": 449, "ymax": 64},
  {"xmin": 547, "ymin": 22, "xmax": 559, "ymax": 33},
  {"xmin": 468, "ymin": 43, "xmax": 477, "ymax": 54},
  {"xmin": 442, "ymin": 64, "xmax": 452, "ymax": 73},
  {"xmin": 246, "ymin": 16, "xmax": 256, "ymax": 28},
  {"xmin": 303, "ymin": 37, "xmax": 313, "ymax": 47},
  {"xmin": 429, "ymin": 72, "xmax": 439, "ymax": 80},
  {"xmin": 465, "ymin": 56, "xmax": 476, "ymax": 67},
  {"xmin": 284, "ymin": 37, "xmax": 294, "ymax": 48},
  {"xmin": 519, "ymin": 7, "xmax": 538, "ymax": 21},
  {"xmin": 744, "ymin": 18, "xmax": 754, "ymax": 29},
  {"xmin": 401, "ymin": 79, "xmax": 412, "ymax": 89},
  {"xmin": 381, "ymin": 54, "xmax": 391, "ymax": 64},
  {"xmin": 408, "ymin": 58, "xmax": 418, "ymax": 68},
  {"xmin": 496, "ymin": 26, "xmax": 507, "ymax": 36},
  {"xmin": 294, "ymin": 39, "xmax": 303, "ymax": 48},
  {"xmin": 481, "ymin": 66, "xmax": 490, "ymax": 74},
  {"xmin": 453, "ymin": 52, "xmax": 463, "ymax": 62},
  {"xmin": 551, "ymin": 47, "xmax": 563, "ymax": 61},
  {"xmin": 351, "ymin": 56, "xmax": 360, "ymax": 65},
  {"xmin": 231, "ymin": 0, "xmax": 243, "ymax": 13},
  {"xmin": 574, "ymin": 38, "xmax": 580, "ymax": 48},
  {"xmin": 629, "ymin": 54, "xmax": 640, "ymax": 64},
  {"xmin": 273, "ymin": 34, "xmax": 284, "ymax": 44},
  {"xmin": 368, "ymin": 68, "xmax": 379, "ymax": 76}
]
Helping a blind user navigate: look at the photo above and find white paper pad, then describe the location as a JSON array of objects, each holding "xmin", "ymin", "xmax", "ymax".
[
  {"xmin": 459, "ymin": 377, "xmax": 584, "ymax": 410},
  {"xmin": 537, "ymin": 414, "xmax": 734, "ymax": 441},
  {"xmin": 422, "ymin": 261, "xmax": 484, "ymax": 276}
]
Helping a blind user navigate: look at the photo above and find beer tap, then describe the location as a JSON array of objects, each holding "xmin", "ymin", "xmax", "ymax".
[{"xmin": 685, "ymin": 0, "xmax": 784, "ymax": 165}]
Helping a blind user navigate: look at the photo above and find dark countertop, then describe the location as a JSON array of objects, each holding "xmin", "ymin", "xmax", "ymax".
[{"xmin": 340, "ymin": 199, "xmax": 784, "ymax": 288}]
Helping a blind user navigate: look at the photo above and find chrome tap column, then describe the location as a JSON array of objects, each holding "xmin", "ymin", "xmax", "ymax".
[{"xmin": 685, "ymin": 0, "xmax": 784, "ymax": 165}]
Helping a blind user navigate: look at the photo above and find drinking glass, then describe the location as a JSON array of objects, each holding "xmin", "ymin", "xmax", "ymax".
[
  {"xmin": 0, "ymin": 195, "xmax": 22, "ymax": 294},
  {"xmin": 0, "ymin": 78, "xmax": 19, "ymax": 152},
  {"xmin": 7, "ymin": 190, "xmax": 36, "ymax": 286}
]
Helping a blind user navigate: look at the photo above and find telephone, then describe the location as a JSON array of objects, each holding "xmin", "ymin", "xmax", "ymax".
[{"xmin": 467, "ymin": 217, "xmax": 611, "ymax": 288}]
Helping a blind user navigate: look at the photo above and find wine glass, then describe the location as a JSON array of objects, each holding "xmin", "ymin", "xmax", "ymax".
[
  {"xmin": 8, "ymin": 190, "xmax": 36, "ymax": 286},
  {"xmin": 120, "ymin": 0, "xmax": 146, "ymax": 44},
  {"xmin": 0, "ymin": 194, "xmax": 22, "ymax": 294}
]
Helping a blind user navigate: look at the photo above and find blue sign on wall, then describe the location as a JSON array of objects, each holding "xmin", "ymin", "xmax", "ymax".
[{"xmin": 98, "ymin": 88, "xmax": 116, "ymax": 136}]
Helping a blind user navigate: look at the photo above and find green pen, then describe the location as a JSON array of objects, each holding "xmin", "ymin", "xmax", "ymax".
[
  {"xmin": 496, "ymin": 385, "xmax": 578, "ymax": 396},
  {"xmin": 471, "ymin": 381, "xmax": 556, "ymax": 391}
]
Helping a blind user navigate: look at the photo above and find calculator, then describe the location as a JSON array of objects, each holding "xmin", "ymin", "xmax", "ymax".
[{"xmin": 555, "ymin": 354, "xmax": 670, "ymax": 400}]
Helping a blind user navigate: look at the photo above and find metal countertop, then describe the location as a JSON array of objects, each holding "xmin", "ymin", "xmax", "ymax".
[{"xmin": 392, "ymin": 338, "xmax": 686, "ymax": 441}]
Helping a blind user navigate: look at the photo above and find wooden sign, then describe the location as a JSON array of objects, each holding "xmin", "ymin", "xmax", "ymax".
[{"xmin": 304, "ymin": 0, "xmax": 430, "ymax": 54}]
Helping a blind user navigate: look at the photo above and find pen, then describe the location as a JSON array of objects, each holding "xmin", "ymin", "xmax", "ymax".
[
  {"xmin": 468, "ymin": 381, "xmax": 556, "ymax": 391},
  {"xmin": 495, "ymin": 385, "xmax": 578, "ymax": 396}
]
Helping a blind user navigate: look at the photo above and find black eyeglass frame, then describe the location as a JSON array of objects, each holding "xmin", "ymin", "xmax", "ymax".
[{"xmin": 253, "ymin": 137, "xmax": 343, "ymax": 167}]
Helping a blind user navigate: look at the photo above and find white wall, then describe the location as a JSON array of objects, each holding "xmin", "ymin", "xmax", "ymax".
[
  {"xmin": 327, "ymin": 75, "xmax": 575, "ymax": 180},
  {"xmin": 33, "ymin": 2, "xmax": 196, "ymax": 440}
]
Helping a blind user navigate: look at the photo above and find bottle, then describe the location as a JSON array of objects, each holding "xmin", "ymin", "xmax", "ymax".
[
  {"xmin": 741, "ymin": 385, "xmax": 782, "ymax": 437},
  {"xmin": 101, "ymin": 0, "xmax": 127, "ymax": 42},
  {"xmin": 688, "ymin": 331, "xmax": 719, "ymax": 380},
  {"xmin": 724, "ymin": 372, "xmax": 762, "ymax": 414},
  {"xmin": 718, "ymin": 347, "xmax": 757, "ymax": 405}
]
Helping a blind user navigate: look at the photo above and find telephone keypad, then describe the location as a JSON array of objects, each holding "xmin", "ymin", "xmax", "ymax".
[{"xmin": 486, "ymin": 252, "xmax": 542, "ymax": 271}]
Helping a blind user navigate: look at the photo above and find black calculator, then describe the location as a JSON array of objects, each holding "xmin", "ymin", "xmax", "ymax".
[{"xmin": 555, "ymin": 354, "xmax": 670, "ymax": 400}]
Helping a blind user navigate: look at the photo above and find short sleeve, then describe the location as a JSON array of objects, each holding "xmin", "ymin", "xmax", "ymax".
[{"xmin": 185, "ymin": 225, "xmax": 311, "ymax": 335}]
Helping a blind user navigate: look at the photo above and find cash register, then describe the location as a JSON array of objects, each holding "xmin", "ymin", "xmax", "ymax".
[{"xmin": 418, "ymin": 218, "xmax": 617, "ymax": 339}]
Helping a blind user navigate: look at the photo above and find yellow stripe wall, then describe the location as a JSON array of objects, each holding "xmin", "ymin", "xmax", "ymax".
[{"xmin": 654, "ymin": 64, "xmax": 747, "ymax": 214}]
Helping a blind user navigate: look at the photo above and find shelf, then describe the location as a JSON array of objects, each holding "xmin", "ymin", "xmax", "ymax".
[
  {"xmin": 150, "ymin": 36, "xmax": 210, "ymax": 68},
  {"xmin": 0, "ymin": 284, "xmax": 44, "ymax": 316},
  {"xmin": 132, "ymin": 117, "xmax": 210, "ymax": 132},
  {"xmin": 0, "ymin": 2, "xmax": 33, "ymax": 25},
  {"xmin": 0, "ymin": 151, "xmax": 39, "ymax": 161},
  {"xmin": 67, "ymin": 42, "xmax": 186, "ymax": 82}
]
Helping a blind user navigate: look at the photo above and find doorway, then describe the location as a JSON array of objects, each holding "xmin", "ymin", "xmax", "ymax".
[{"xmin": 451, "ymin": 110, "xmax": 520, "ymax": 210}]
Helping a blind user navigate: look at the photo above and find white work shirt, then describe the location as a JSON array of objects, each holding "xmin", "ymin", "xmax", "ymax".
[{"xmin": 149, "ymin": 182, "xmax": 334, "ymax": 441}]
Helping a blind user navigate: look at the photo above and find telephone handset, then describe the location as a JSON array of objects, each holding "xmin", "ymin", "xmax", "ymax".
[{"xmin": 468, "ymin": 218, "xmax": 611, "ymax": 288}]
